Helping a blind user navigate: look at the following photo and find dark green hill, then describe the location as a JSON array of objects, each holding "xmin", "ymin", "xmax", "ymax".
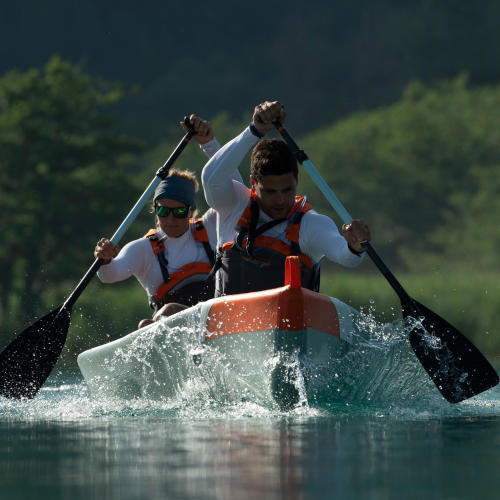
[{"xmin": 2, "ymin": 1, "xmax": 500, "ymax": 141}]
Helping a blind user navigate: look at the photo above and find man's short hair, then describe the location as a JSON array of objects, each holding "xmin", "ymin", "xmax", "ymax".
[{"xmin": 250, "ymin": 139, "xmax": 298, "ymax": 182}]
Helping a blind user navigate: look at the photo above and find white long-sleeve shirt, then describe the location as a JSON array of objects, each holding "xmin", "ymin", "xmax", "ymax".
[
  {"xmin": 97, "ymin": 139, "xmax": 220, "ymax": 300},
  {"xmin": 201, "ymin": 126, "xmax": 364, "ymax": 273}
]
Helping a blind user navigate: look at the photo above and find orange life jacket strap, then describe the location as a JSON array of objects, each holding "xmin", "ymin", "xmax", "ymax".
[
  {"xmin": 223, "ymin": 194, "xmax": 314, "ymax": 267},
  {"xmin": 144, "ymin": 229, "xmax": 157, "ymax": 238},
  {"xmin": 192, "ymin": 218, "xmax": 210, "ymax": 243},
  {"xmin": 155, "ymin": 261, "xmax": 214, "ymax": 299},
  {"xmin": 144, "ymin": 228, "xmax": 165, "ymax": 255},
  {"xmin": 224, "ymin": 235, "xmax": 313, "ymax": 268},
  {"xmin": 236, "ymin": 194, "xmax": 312, "ymax": 243},
  {"xmin": 222, "ymin": 241, "xmax": 234, "ymax": 252},
  {"xmin": 252, "ymin": 235, "xmax": 314, "ymax": 268}
]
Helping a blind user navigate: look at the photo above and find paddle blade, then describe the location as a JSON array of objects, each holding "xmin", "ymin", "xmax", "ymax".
[
  {"xmin": 0, "ymin": 306, "xmax": 72, "ymax": 399},
  {"xmin": 403, "ymin": 299, "xmax": 499, "ymax": 403}
]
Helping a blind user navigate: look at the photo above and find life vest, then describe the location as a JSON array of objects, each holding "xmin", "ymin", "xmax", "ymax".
[
  {"xmin": 145, "ymin": 219, "xmax": 215, "ymax": 310},
  {"xmin": 215, "ymin": 192, "xmax": 320, "ymax": 296}
]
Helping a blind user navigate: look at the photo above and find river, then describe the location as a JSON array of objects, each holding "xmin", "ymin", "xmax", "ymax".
[{"xmin": 1, "ymin": 314, "xmax": 499, "ymax": 499}]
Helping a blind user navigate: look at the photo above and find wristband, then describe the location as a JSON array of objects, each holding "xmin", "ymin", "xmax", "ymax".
[
  {"xmin": 348, "ymin": 244, "xmax": 363, "ymax": 256},
  {"xmin": 249, "ymin": 122, "xmax": 264, "ymax": 138}
]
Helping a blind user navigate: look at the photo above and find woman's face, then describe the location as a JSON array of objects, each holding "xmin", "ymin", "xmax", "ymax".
[{"xmin": 155, "ymin": 198, "xmax": 193, "ymax": 238}]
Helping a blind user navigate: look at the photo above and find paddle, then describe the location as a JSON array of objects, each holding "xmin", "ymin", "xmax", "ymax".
[
  {"xmin": 0, "ymin": 119, "xmax": 196, "ymax": 399},
  {"xmin": 274, "ymin": 120, "xmax": 499, "ymax": 403}
]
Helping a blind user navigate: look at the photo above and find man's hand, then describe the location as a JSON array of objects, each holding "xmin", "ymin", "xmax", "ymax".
[
  {"xmin": 94, "ymin": 238, "xmax": 119, "ymax": 264},
  {"xmin": 181, "ymin": 114, "xmax": 214, "ymax": 145},
  {"xmin": 252, "ymin": 101, "xmax": 286, "ymax": 136},
  {"xmin": 341, "ymin": 219, "xmax": 371, "ymax": 254}
]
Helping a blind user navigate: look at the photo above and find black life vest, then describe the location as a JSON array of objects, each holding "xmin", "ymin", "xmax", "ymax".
[
  {"xmin": 215, "ymin": 193, "xmax": 320, "ymax": 296},
  {"xmin": 145, "ymin": 219, "xmax": 215, "ymax": 310}
]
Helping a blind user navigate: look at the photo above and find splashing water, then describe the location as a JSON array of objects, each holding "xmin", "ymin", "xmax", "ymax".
[{"xmin": 1, "ymin": 306, "xmax": 499, "ymax": 422}]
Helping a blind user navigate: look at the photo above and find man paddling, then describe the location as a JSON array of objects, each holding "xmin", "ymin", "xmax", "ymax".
[
  {"xmin": 94, "ymin": 115, "xmax": 220, "ymax": 328},
  {"xmin": 202, "ymin": 101, "xmax": 371, "ymax": 296}
]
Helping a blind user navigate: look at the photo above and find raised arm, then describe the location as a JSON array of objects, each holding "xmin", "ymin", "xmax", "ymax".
[
  {"xmin": 201, "ymin": 101, "xmax": 287, "ymax": 213},
  {"xmin": 180, "ymin": 114, "xmax": 221, "ymax": 159},
  {"xmin": 201, "ymin": 126, "xmax": 258, "ymax": 213}
]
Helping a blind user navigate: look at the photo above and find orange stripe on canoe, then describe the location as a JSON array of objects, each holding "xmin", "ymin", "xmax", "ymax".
[{"xmin": 205, "ymin": 285, "xmax": 340, "ymax": 340}]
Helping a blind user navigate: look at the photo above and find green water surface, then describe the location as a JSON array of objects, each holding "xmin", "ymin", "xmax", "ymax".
[{"xmin": 1, "ymin": 377, "xmax": 499, "ymax": 500}]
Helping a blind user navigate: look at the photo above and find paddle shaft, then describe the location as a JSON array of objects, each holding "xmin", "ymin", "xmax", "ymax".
[
  {"xmin": 274, "ymin": 121, "xmax": 414, "ymax": 307},
  {"xmin": 62, "ymin": 123, "xmax": 196, "ymax": 312}
]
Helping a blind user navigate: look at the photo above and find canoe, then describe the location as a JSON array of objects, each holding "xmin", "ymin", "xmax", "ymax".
[{"xmin": 77, "ymin": 257, "xmax": 362, "ymax": 409}]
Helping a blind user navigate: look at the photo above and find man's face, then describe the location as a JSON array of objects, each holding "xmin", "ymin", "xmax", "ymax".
[{"xmin": 251, "ymin": 172, "xmax": 298, "ymax": 220}]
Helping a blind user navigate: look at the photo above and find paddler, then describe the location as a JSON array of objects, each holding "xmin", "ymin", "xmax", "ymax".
[
  {"xmin": 94, "ymin": 115, "xmax": 220, "ymax": 328},
  {"xmin": 201, "ymin": 100, "xmax": 371, "ymax": 296}
]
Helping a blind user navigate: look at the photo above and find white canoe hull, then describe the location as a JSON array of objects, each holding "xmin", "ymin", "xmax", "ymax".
[{"xmin": 77, "ymin": 282, "xmax": 362, "ymax": 409}]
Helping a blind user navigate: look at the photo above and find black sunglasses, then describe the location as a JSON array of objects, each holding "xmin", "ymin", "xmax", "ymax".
[{"xmin": 155, "ymin": 205, "xmax": 190, "ymax": 218}]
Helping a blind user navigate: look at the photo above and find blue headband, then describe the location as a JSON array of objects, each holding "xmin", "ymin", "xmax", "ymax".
[{"xmin": 153, "ymin": 176, "xmax": 196, "ymax": 208}]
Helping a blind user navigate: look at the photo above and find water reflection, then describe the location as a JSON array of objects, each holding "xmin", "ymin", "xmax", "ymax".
[
  {"xmin": 95, "ymin": 418, "xmax": 307, "ymax": 499},
  {"xmin": 2, "ymin": 412, "xmax": 500, "ymax": 499}
]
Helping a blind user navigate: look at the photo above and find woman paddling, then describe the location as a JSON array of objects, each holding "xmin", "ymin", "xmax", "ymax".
[{"xmin": 94, "ymin": 115, "xmax": 220, "ymax": 328}]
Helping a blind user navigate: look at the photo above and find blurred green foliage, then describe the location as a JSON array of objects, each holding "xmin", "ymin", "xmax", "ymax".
[
  {"xmin": 3, "ymin": 1, "xmax": 500, "ymax": 143},
  {"xmin": 299, "ymin": 75, "xmax": 500, "ymax": 270},
  {"xmin": 0, "ymin": 57, "xmax": 144, "ymax": 330}
]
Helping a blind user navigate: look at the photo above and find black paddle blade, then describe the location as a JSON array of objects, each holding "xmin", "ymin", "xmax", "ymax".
[
  {"xmin": 403, "ymin": 298, "xmax": 499, "ymax": 403},
  {"xmin": 0, "ymin": 306, "xmax": 71, "ymax": 399}
]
